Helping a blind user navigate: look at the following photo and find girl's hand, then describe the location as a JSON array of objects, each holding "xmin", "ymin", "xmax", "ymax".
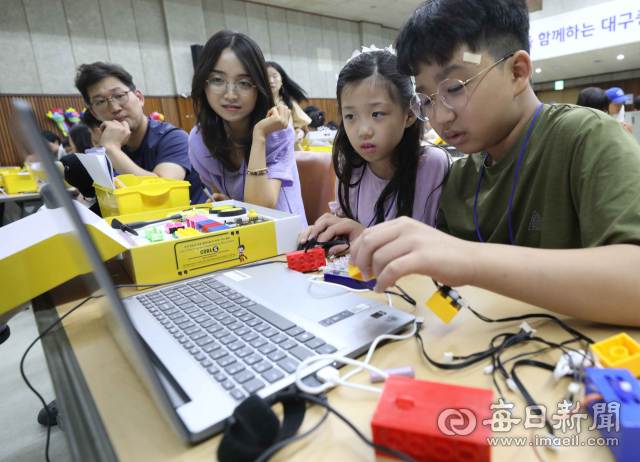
[
  {"xmin": 254, "ymin": 105, "xmax": 291, "ymax": 140},
  {"xmin": 298, "ymin": 213, "xmax": 366, "ymax": 256},
  {"xmin": 211, "ymin": 192, "xmax": 230, "ymax": 202}
]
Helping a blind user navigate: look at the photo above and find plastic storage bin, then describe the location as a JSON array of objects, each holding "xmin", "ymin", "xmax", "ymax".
[
  {"xmin": 0, "ymin": 167, "xmax": 23, "ymax": 188},
  {"xmin": 94, "ymin": 174, "xmax": 191, "ymax": 217},
  {"xmin": 1, "ymin": 170, "xmax": 38, "ymax": 194}
]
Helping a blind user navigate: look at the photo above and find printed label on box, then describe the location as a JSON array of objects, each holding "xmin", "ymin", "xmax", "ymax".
[{"xmin": 174, "ymin": 230, "xmax": 243, "ymax": 272}]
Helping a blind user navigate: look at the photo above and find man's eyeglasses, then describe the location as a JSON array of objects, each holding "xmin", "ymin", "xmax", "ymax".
[
  {"xmin": 207, "ymin": 76, "xmax": 256, "ymax": 97},
  {"xmin": 410, "ymin": 53, "xmax": 515, "ymax": 121},
  {"xmin": 90, "ymin": 90, "xmax": 133, "ymax": 112}
]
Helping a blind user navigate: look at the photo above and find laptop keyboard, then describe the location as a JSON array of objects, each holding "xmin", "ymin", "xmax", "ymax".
[{"xmin": 135, "ymin": 277, "xmax": 337, "ymax": 402}]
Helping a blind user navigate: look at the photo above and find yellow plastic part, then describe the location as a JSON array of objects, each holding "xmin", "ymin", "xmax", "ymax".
[
  {"xmin": 0, "ymin": 167, "xmax": 22, "ymax": 188},
  {"xmin": 347, "ymin": 264, "xmax": 374, "ymax": 281},
  {"xmin": 592, "ymin": 333, "xmax": 640, "ymax": 376},
  {"xmin": 140, "ymin": 178, "xmax": 166, "ymax": 185},
  {"xmin": 175, "ymin": 227, "xmax": 202, "ymax": 238},
  {"xmin": 93, "ymin": 174, "xmax": 190, "ymax": 217},
  {"xmin": 1, "ymin": 171, "xmax": 38, "ymax": 194},
  {"xmin": 426, "ymin": 290, "xmax": 460, "ymax": 324},
  {"xmin": 247, "ymin": 209, "xmax": 258, "ymax": 218},
  {"xmin": 212, "ymin": 205, "xmax": 233, "ymax": 213}
]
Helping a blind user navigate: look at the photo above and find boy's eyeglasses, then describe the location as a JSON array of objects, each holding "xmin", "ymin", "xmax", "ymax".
[
  {"xmin": 410, "ymin": 53, "xmax": 515, "ymax": 121},
  {"xmin": 90, "ymin": 90, "xmax": 132, "ymax": 112},
  {"xmin": 207, "ymin": 76, "xmax": 256, "ymax": 96}
]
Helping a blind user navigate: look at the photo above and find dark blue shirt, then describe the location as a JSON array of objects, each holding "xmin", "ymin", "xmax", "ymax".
[{"xmin": 123, "ymin": 118, "xmax": 208, "ymax": 205}]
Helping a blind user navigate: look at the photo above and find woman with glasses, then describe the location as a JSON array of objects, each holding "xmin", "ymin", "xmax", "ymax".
[
  {"xmin": 189, "ymin": 30, "xmax": 307, "ymax": 226},
  {"xmin": 267, "ymin": 61, "xmax": 311, "ymax": 150}
]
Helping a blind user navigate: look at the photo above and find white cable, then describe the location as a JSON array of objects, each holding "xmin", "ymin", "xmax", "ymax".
[
  {"xmin": 341, "ymin": 321, "xmax": 418, "ymax": 382},
  {"xmin": 294, "ymin": 354, "xmax": 389, "ymax": 395}
]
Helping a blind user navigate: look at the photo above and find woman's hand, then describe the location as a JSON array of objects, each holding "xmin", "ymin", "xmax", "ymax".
[
  {"xmin": 254, "ymin": 105, "xmax": 291, "ymax": 141},
  {"xmin": 208, "ymin": 192, "xmax": 230, "ymax": 203}
]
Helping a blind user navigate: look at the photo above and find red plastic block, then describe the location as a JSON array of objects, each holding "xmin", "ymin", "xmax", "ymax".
[
  {"xmin": 286, "ymin": 247, "xmax": 326, "ymax": 273},
  {"xmin": 371, "ymin": 376, "xmax": 493, "ymax": 462},
  {"xmin": 201, "ymin": 221, "xmax": 223, "ymax": 233}
]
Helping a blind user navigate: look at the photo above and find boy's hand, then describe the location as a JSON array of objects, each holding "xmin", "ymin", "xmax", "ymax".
[
  {"xmin": 211, "ymin": 192, "xmax": 230, "ymax": 202},
  {"xmin": 100, "ymin": 120, "xmax": 131, "ymax": 149},
  {"xmin": 298, "ymin": 213, "xmax": 366, "ymax": 256},
  {"xmin": 349, "ymin": 217, "xmax": 476, "ymax": 292},
  {"xmin": 254, "ymin": 105, "xmax": 291, "ymax": 140}
]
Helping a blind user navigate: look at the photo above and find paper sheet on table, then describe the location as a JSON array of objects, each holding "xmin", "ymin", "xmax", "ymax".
[{"xmin": 77, "ymin": 151, "xmax": 115, "ymax": 189}]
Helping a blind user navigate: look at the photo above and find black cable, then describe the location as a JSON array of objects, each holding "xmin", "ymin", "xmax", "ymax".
[
  {"xmin": 352, "ymin": 279, "xmax": 416, "ymax": 306},
  {"xmin": 20, "ymin": 295, "xmax": 104, "ymax": 462},
  {"xmin": 255, "ymin": 395, "xmax": 331, "ymax": 462},
  {"xmin": 297, "ymin": 393, "xmax": 417, "ymax": 462},
  {"xmin": 510, "ymin": 360, "xmax": 557, "ymax": 435}
]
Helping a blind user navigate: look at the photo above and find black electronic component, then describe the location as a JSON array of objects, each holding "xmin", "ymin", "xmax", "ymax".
[{"xmin": 218, "ymin": 207, "xmax": 247, "ymax": 217}]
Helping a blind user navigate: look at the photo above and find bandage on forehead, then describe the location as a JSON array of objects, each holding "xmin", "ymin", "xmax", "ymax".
[{"xmin": 463, "ymin": 52, "xmax": 482, "ymax": 65}]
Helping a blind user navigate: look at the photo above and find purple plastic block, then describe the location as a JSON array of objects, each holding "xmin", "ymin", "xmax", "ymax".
[
  {"xmin": 186, "ymin": 215, "xmax": 208, "ymax": 229},
  {"xmin": 165, "ymin": 222, "xmax": 185, "ymax": 234},
  {"xmin": 323, "ymin": 272, "xmax": 376, "ymax": 290}
]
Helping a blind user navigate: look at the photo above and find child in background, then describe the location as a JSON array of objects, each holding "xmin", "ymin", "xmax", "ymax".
[
  {"xmin": 267, "ymin": 61, "xmax": 311, "ymax": 150},
  {"xmin": 349, "ymin": 0, "xmax": 640, "ymax": 327},
  {"xmin": 189, "ymin": 31, "xmax": 307, "ymax": 226},
  {"xmin": 298, "ymin": 48, "xmax": 450, "ymax": 255}
]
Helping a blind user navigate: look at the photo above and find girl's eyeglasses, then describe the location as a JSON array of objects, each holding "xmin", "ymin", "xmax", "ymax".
[{"xmin": 410, "ymin": 53, "xmax": 515, "ymax": 121}]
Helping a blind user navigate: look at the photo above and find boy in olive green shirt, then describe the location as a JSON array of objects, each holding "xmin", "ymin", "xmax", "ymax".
[{"xmin": 349, "ymin": 0, "xmax": 640, "ymax": 326}]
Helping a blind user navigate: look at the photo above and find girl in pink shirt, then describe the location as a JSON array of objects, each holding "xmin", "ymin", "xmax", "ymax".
[{"xmin": 299, "ymin": 48, "xmax": 450, "ymax": 255}]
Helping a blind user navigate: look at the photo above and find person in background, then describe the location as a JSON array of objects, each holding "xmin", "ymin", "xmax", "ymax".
[
  {"xmin": 634, "ymin": 95, "xmax": 640, "ymax": 112},
  {"xmin": 189, "ymin": 30, "xmax": 307, "ymax": 225},
  {"xmin": 267, "ymin": 61, "xmax": 311, "ymax": 150},
  {"xmin": 577, "ymin": 87, "xmax": 632, "ymax": 133},
  {"xmin": 326, "ymin": 121, "xmax": 339, "ymax": 131},
  {"xmin": 62, "ymin": 137, "xmax": 73, "ymax": 155},
  {"xmin": 68, "ymin": 124, "xmax": 94, "ymax": 153},
  {"xmin": 41, "ymin": 131, "xmax": 66, "ymax": 160},
  {"xmin": 75, "ymin": 62, "xmax": 207, "ymax": 204},
  {"xmin": 576, "ymin": 87, "xmax": 609, "ymax": 113},
  {"xmin": 82, "ymin": 109, "xmax": 103, "ymax": 148},
  {"xmin": 303, "ymin": 105, "xmax": 326, "ymax": 131},
  {"xmin": 606, "ymin": 87, "xmax": 631, "ymax": 122}
]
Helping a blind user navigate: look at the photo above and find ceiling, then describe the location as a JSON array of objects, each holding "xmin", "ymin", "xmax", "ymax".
[
  {"xmin": 250, "ymin": 0, "xmax": 640, "ymax": 82},
  {"xmin": 249, "ymin": 0, "xmax": 419, "ymax": 29},
  {"xmin": 531, "ymin": 42, "xmax": 640, "ymax": 85}
]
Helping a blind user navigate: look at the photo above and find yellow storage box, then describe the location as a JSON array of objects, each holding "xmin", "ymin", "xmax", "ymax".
[
  {"xmin": 0, "ymin": 167, "xmax": 22, "ymax": 188},
  {"xmin": 1, "ymin": 170, "xmax": 38, "ymax": 194},
  {"xmin": 94, "ymin": 174, "xmax": 191, "ymax": 217}
]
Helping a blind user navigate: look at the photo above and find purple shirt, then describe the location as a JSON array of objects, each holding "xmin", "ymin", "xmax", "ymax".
[
  {"xmin": 329, "ymin": 146, "xmax": 450, "ymax": 227},
  {"xmin": 188, "ymin": 125, "xmax": 307, "ymax": 227}
]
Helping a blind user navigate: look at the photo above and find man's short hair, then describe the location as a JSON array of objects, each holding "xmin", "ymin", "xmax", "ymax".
[
  {"xmin": 75, "ymin": 62, "xmax": 137, "ymax": 105},
  {"xmin": 81, "ymin": 109, "xmax": 102, "ymax": 129},
  {"xmin": 42, "ymin": 130, "xmax": 61, "ymax": 145},
  {"xmin": 395, "ymin": 0, "xmax": 530, "ymax": 75}
]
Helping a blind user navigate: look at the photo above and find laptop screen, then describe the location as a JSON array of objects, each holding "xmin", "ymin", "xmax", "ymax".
[{"xmin": 11, "ymin": 99, "xmax": 189, "ymax": 441}]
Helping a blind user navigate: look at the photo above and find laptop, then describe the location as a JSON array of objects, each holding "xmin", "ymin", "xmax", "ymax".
[{"xmin": 13, "ymin": 99, "xmax": 415, "ymax": 443}]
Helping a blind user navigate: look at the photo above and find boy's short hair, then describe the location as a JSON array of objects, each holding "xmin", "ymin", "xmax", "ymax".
[
  {"xmin": 75, "ymin": 62, "xmax": 137, "ymax": 105},
  {"xmin": 81, "ymin": 109, "xmax": 102, "ymax": 129},
  {"xmin": 576, "ymin": 87, "xmax": 610, "ymax": 113},
  {"xmin": 395, "ymin": 0, "xmax": 530, "ymax": 75},
  {"xmin": 634, "ymin": 95, "xmax": 640, "ymax": 111},
  {"xmin": 42, "ymin": 130, "xmax": 61, "ymax": 145}
]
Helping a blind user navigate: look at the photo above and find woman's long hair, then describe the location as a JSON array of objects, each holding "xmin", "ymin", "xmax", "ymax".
[
  {"xmin": 334, "ymin": 51, "xmax": 423, "ymax": 224},
  {"xmin": 192, "ymin": 30, "xmax": 275, "ymax": 171},
  {"xmin": 69, "ymin": 124, "xmax": 93, "ymax": 153},
  {"xmin": 266, "ymin": 61, "xmax": 308, "ymax": 109}
]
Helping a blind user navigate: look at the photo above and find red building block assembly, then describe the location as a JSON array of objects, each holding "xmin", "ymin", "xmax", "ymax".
[
  {"xmin": 371, "ymin": 376, "xmax": 494, "ymax": 462},
  {"xmin": 286, "ymin": 247, "xmax": 326, "ymax": 273}
]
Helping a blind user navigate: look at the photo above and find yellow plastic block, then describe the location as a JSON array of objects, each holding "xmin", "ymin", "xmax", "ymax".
[
  {"xmin": 347, "ymin": 264, "xmax": 374, "ymax": 281},
  {"xmin": 592, "ymin": 333, "xmax": 640, "ymax": 377},
  {"xmin": 175, "ymin": 227, "xmax": 201, "ymax": 238},
  {"xmin": 426, "ymin": 291, "xmax": 460, "ymax": 324},
  {"xmin": 247, "ymin": 209, "xmax": 258, "ymax": 218}
]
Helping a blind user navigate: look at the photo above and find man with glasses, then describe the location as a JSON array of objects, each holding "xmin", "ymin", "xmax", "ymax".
[
  {"xmin": 348, "ymin": 0, "xmax": 640, "ymax": 326},
  {"xmin": 74, "ymin": 62, "xmax": 207, "ymax": 204}
]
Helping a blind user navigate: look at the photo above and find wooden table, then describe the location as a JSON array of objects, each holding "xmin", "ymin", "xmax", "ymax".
[{"xmin": 33, "ymin": 259, "xmax": 636, "ymax": 462}]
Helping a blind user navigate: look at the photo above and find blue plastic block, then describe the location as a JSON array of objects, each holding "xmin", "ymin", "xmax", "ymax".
[
  {"xmin": 196, "ymin": 219, "xmax": 216, "ymax": 232},
  {"xmin": 324, "ymin": 272, "xmax": 376, "ymax": 290},
  {"xmin": 204, "ymin": 224, "xmax": 230, "ymax": 233},
  {"xmin": 584, "ymin": 367, "xmax": 640, "ymax": 462}
]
